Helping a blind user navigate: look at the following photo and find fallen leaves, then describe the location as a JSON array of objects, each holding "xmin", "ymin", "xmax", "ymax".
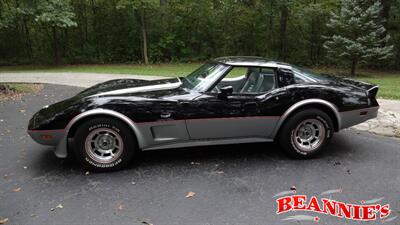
[
  {"xmin": 333, "ymin": 161, "xmax": 341, "ymax": 166},
  {"xmin": 140, "ymin": 220, "xmax": 154, "ymax": 225},
  {"xmin": 12, "ymin": 187, "xmax": 21, "ymax": 192},
  {"xmin": 117, "ymin": 204, "xmax": 124, "ymax": 211},
  {"xmin": 50, "ymin": 204, "xmax": 63, "ymax": 211},
  {"xmin": 0, "ymin": 218, "xmax": 8, "ymax": 224},
  {"xmin": 185, "ymin": 191, "xmax": 196, "ymax": 198}
]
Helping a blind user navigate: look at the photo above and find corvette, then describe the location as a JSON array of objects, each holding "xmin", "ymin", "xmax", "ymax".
[{"xmin": 28, "ymin": 56, "xmax": 379, "ymax": 171}]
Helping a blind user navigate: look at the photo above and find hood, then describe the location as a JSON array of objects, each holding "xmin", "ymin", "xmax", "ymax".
[
  {"xmin": 76, "ymin": 78, "xmax": 183, "ymax": 98},
  {"xmin": 29, "ymin": 78, "xmax": 187, "ymax": 130}
]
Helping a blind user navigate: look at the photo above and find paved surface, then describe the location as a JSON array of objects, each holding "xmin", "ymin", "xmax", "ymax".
[
  {"xmin": 0, "ymin": 72, "xmax": 165, "ymax": 87},
  {"xmin": 0, "ymin": 84, "xmax": 399, "ymax": 225},
  {"xmin": 379, "ymin": 99, "xmax": 400, "ymax": 112},
  {"xmin": 353, "ymin": 99, "xmax": 400, "ymax": 138},
  {"xmin": 354, "ymin": 108, "xmax": 400, "ymax": 137}
]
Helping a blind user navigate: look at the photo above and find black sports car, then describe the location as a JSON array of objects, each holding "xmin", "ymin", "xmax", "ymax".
[{"xmin": 28, "ymin": 56, "xmax": 379, "ymax": 171}]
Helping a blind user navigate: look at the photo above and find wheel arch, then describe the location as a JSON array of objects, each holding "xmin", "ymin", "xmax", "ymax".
[
  {"xmin": 66, "ymin": 109, "xmax": 144, "ymax": 148},
  {"xmin": 271, "ymin": 99, "xmax": 341, "ymax": 138}
]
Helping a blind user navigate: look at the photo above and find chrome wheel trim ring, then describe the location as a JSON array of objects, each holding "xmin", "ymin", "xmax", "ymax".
[
  {"xmin": 292, "ymin": 118, "xmax": 326, "ymax": 152},
  {"xmin": 84, "ymin": 128, "xmax": 124, "ymax": 164}
]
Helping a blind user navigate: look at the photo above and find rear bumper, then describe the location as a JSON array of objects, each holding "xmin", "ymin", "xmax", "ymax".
[{"xmin": 339, "ymin": 106, "xmax": 379, "ymax": 129}]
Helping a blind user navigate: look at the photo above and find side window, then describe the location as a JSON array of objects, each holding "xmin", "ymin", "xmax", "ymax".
[
  {"xmin": 215, "ymin": 67, "xmax": 276, "ymax": 94},
  {"xmin": 215, "ymin": 67, "xmax": 248, "ymax": 93},
  {"xmin": 259, "ymin": 68, "xmax": 275, "ymax": 92},
  {"xmin": 294, "ymin": 75, "xmax": 308, "ymax": 84},
  {"xmin": 277, "ymin": 68, "xmax": 295, "ymax": 87},
  {"xmin": 225, "ymin": 67, "xmax": 247, "ymax": 78}
]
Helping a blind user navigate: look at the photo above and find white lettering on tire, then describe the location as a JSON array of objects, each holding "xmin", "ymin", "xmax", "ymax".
[{"xmin": 85, "ymin": 157, "xmax": 122, "ymax": 168}]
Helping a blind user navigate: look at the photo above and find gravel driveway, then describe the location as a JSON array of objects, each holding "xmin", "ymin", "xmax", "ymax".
[{"xmin": 0, "ymin": 84, "xmax": 399, "ymax": 225}]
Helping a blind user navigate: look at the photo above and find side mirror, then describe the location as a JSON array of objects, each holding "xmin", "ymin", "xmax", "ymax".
[
  {"xmin": 218, "ymin": 86, "xmax": 233, "ymax": 99},
  {"xmin": 277, "ymin": 68, "xmax": 295, "ymax": 86}
]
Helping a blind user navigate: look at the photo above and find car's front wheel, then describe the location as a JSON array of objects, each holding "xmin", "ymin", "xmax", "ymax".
[
  {"xmin": 73, "ymin": 117, "xmax": 136, "ymax": 172},
  {"xmin": 278, "ymin": 109, "xmax": 334, "ymax": 158}
]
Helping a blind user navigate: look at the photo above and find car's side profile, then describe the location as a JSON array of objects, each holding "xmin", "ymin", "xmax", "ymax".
[{"xmin": 28, "ymin": 56, "xmax": 379, "ymax": 171}]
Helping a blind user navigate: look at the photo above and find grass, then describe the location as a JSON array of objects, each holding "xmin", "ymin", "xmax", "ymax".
[
  {"xmin": 356, "ymin": 74, "xmax": 400, "ymax": 100},
  {"xmin": 313, "ymin": 68, "xmax": 400, "ymax": 100},
  {"xmin": 0, "ymin": 83, "xmax": 43, "ymax": 101},
  {"xmin": 0, "ymin": 64, "xmax": 399, "ymax": 99},
  {"xmin": 0, "ymin": 63, "xmax": 202, "ymax": 77}
]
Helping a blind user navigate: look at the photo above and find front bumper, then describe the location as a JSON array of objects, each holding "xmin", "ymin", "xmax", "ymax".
[
  {"xmin": 339, "ymin": 106, "xmax": 379, "ymax": 129},
  {"xmin": 27, "ymin": 129, "xmax": 68, "ymax": 158}
]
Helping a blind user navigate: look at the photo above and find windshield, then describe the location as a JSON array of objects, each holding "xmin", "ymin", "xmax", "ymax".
[{"xmin": 182, "ymin": 62, "xmax": 229, "ymax": 91}]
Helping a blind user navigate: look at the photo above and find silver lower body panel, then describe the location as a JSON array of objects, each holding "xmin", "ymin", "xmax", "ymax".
[
  {"xmin": 28, "ymin": 106, "xmax": 379, "ymax": 159},
  {"xmin": 339, "ymin": 106, "xmax": 379, "ymax": 129},
  {"xmin": 142, "ymin": 137, "xmax": 273, "ymax": 151}
]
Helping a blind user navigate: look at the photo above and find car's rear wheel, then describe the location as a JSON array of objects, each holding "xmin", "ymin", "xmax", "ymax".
[
  {"xmin": 278, "ymin": 109, "xmax": 333, "ymax": 158},
  {"xmin": 73, "ymin": 117, "xmax": 136, "ymax": 172}
]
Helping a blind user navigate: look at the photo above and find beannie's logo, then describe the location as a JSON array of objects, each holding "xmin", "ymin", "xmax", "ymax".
[{"xmin": 274, "ymin": 189, "xmax": 396, "ymax": 223}]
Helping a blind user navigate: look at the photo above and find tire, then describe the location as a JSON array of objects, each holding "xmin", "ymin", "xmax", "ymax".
[
  {"xmin": 278, "ymin": 109, "xmax": 334, "ymax": 158},
  {"xmin": 73, "ymin": 117, "xmax": 136, "ymax": 172}
]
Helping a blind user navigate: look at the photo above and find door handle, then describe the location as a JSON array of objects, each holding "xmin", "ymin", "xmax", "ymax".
[
  {"xmin": 179, "ymin": 101, "xmax": 190, "ymax": 107},
  {"xmin": 160, "ymin": 112, "xmax": 172, "ymax": 119}
]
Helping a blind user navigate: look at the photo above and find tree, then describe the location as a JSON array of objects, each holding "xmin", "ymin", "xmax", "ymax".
[
  {"xmin": 35, "ymin": 0, "xmax": 77, "ymax": 64},
  {"xmin": 118, "ymin": 0, "xmax": 158, "ymax": 64},
  {"xmin": 323, "ymin": 0, "xmax": 393, "ymax": 76},
  {"xmin": 278, "ymin": 0, "xmax": 291, "ymax": 61},
  {"xmin": 379, "ymin": 0, "xmax": 393, "ymax": 34},
  {"xmin": 1, "ymin": 0, "xmax": 399, "ymax": 68}
]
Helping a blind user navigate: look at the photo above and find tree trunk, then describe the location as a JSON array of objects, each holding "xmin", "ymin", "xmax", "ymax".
[
  {"xmin": 160, "ymin": 0, "xmax": 167, "ymax": 6},
  {"xmin": 310, "ymin": 0, "xmax": 317, "ymax": 64},
  {"xmin": 279, "ymin": 4, "xmax": 289, "ymax": 61},
  {"xmin": 90, "ymin": 0, "xmax": 100, "ymax": 60},
  {"xmin": 63, "ymin": 29, "xmax": 68, "ymax": 58},
  {"xmin": 266, "ymin": 0, "xmax": 274, "ymax": 55},
  {"xmin": 22, "ymin": 18, "xmax": 32, "ymax": 58},
  {"xmin": 139, "ymin": 8, "xmax": 149, "ymax": 64},
  {"xmin": 380, "ymin": 0, "xmax": 392, "ymax": 34},
  {"xmin": 351, "ymin": 58, "xmax": 357, "ymax": 76},
  {"xmin": 52, "ymin": 27, "xmax": 60, "ymax": 65}
]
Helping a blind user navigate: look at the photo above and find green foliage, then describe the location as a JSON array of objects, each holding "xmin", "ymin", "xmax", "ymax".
[
  {"xmin": 117, "ymin": 0, "xmax": 158, "ymax": 10},
  {"xmin": 0, "ymin": 8, "xmax": 16, "ymax": 29},
  {"xmin": 35, "ymin": 0, "xmax": 77, "ymax": 28},
  {"xmin": 324, "ymin": 0, "xmax": 394, "ymax": 74},
  {"xmin": 0, "ymin": 0, "xmax": 399, "ymax": 69}
]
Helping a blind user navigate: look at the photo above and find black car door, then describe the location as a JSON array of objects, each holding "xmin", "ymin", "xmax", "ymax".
[{"xmin": 184, "ymin": 67, "xmax": 280, "ymax": 140}]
